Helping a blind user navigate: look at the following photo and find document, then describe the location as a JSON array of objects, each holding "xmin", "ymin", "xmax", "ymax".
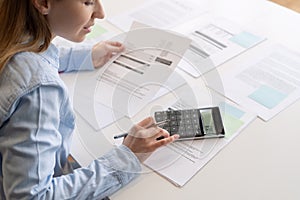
[
  {"xmin": 173, "ymin": 14, "xmax": 265, "ymax": 77},
  {"xmin": 143, "ymin": 94, "xmax": 256, "ymax": 187},
  {"xmin": 108, "ymin": 0, "xmax": 207, "ymax": 31},
  {"xmin": 73, "ymin": 95, "xmax": 125, "ymax": 131},
  {"xmin": 73, "ymin": 27, "xmax": 191, "ymax": 130},
  {"xmin": 94, "ymin": 27, "xmax": 191, "ymax": 117},
  {"xmin": 208, "ymin": 44, "xmax": 300, "ymax": 121}
]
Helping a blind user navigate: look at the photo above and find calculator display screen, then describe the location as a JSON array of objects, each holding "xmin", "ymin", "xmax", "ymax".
[{"xmin": 200, "ymin": 109, "xmax": 216, "ymax": 135}]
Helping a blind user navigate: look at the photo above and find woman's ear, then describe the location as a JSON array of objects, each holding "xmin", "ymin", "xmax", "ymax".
[{"xmin": 31, "ymin": 0, "xmax": 51, "ymax": 15}]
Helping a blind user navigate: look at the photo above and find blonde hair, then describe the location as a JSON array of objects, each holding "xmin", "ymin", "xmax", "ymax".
[{"xmin": 0, "ymin": 0, "xmax": 52, "ymax": 72}]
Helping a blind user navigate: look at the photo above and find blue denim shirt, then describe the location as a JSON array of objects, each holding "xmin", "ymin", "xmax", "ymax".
[{"xmin": 0, "ymin": 44, "xmax": 141, "ymax": 199}]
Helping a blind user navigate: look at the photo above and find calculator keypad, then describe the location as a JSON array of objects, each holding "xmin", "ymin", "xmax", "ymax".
[{"xmin": 154, "ymin": 109, "xmax": 204, "ymax": 138}]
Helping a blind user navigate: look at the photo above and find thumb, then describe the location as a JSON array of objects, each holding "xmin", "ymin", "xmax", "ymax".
[
  {"xmin": 106, "ymin": 41, "xmax": 125, "ymax": 53},
  {"xmin": 137, "ymin": 117, "xmax": 155, "ymax": 128}
]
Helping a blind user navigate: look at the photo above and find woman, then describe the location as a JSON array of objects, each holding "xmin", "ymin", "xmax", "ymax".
[{"xmin": 0, "ymin": 0, "xmax": 179, "ymax": 199}]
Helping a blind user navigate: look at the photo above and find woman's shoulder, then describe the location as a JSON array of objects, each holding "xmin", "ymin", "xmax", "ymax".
[
  {"xmin": 0, "ymin": 50, "xmax": 64, "ymax": 124},
  {"xmin": 9, "ymin": 50, "xmax": 59, "ymax": 83},
  {"xmin": 2, "ymin": 46, "xmax": 62, "ymax": 89}
]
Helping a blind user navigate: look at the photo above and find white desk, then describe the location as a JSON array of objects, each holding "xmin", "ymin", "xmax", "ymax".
[{"xmin": 63, "ymin": 0, "xmax": 300, "ymax": 199}]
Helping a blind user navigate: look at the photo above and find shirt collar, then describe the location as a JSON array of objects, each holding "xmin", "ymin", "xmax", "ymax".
[{"xmin": 40, "ymin": 43, "xmax": 59, "ymax": 69}]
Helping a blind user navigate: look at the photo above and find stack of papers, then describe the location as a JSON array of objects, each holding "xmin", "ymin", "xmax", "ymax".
[{"xmin": 69, "ymin": 0, "xmax": 300, "ymax": 188}]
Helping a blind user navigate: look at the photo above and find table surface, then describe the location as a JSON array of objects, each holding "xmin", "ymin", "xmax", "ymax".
[
  {"xmin": 65, "ymin": 0, "xmax": 300, "ymax": 199},
  {"xmin": 270, "ymin": 0, "xmax": 300, "ymax": 13}
]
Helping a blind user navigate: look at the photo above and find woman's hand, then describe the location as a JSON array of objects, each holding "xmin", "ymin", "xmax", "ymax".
[
  {"xmin": 92, "ymin": 41, "xmax": 125, "ymax": 68},
  {"xmin": 122, "ymin": 117, "xmax": 179, "ymax": 162}
]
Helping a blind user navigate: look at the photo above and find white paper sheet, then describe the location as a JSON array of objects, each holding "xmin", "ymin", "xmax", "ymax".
[
  {"xmin": 108, "ymin": 0, "xmax": 207, "ymax": 31},
  {"xmin": 93, "ymin": 27, "xmax": 191, "ymax": 117},
  {"xmin": 208, "ymin": 44, "xmax": 300, "ymax": 121},
  {"xmin": 73, "ymin": 95, "xmax": 124, "ymax": 131},
  {"xmin": 173, "ymin": 14, "xmax": 266, "ymax": 77}
]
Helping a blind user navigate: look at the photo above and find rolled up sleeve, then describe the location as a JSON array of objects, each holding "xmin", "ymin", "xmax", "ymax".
[{"xmin": 58, "ymin": 46, "xmax": 95, "ymax": 72}]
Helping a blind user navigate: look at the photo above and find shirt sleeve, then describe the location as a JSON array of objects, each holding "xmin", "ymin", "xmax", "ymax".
[
  {"xmin": 58, "ymin": 45, "xmax": 95, "ymax": 72},
  {"xmin": 0, "ymin": 85, "xmax": 141, "ymax": 200}
]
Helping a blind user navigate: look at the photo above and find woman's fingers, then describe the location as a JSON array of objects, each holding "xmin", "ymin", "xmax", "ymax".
[
  {"xmin": 123, "ymin": 117, "xmax": 179, "ymax": 162},
  {"xmin": 151, "ymin": 129, "xmax": 179, "ymax": 147},
  {"xmin": 156, "ymin": 134, "xmax": 179, "ymax": 146},
  {"xmin": 106, "ymin": 41, "xmax": 125, "ymax": 53},
  {"xmin": 137, "ymin": 116, "xmax": 155, "ymax": 128},
  {"xmin": 92, "ymin": 40, "xmax": 125, "ymax": 68}
]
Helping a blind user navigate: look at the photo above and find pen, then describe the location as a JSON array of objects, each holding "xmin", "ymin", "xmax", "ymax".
[{"xmin": 113, "ymin": 119, "xmax": 170, "ymax": 139}]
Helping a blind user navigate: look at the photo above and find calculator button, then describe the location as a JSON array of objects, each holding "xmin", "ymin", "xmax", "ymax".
[
  {"xmin": 191, "ymin": 113, "xmax": 199, "ymax": 119},
  {"xmin": 183, "ymin": 114, "xmax": 191, "ymax": 119},
  {"xmin": 175, "ymin": 115, "xmax": 182, "ymax": 120},
  {"xmin": 184, "ymin": 119, "xmax": 192, "ymax": 124},
  {"xmin": 177, "ymin": 131, "xmax": 185, "ymax": 137},
  {"xmin": 177, "ymin": 125, "xmax": 185, "ymax": 132},
  {"xmin": 155, "ymin": 112, "xmax": 168, "ymax": 122},
  {"xmin": 191, "ymin": 119, "xmax": 198, "ymax": 124},
  {"xmin": 193, "ymin": 124, "xmax": 200, "ymax": 130},
  {"xmin": 155, "ymin": 115, "xmax": 164, "ymax": 122},
  {"xmin": 185, "ymin": 130, "xmax": 196, "ymax": 137},
  {"xmin": 170, "ymin": 115, "xmax": 177, "ymax": 120},
  {"xmin": 185, "ymin": 124, "xmax": 193, "ymax": 130},
  {"xmin": 170, "ymin": 126, "xmax": 179, "ymax": 133},
  {"xmin": 170, "ymin": 120, "xmax": 178, "ymax": 126}
]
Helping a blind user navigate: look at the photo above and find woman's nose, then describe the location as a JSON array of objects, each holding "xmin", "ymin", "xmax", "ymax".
[{"xmin": 93, "ymin": 0, "xmax": 105, "ymax": 19}]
